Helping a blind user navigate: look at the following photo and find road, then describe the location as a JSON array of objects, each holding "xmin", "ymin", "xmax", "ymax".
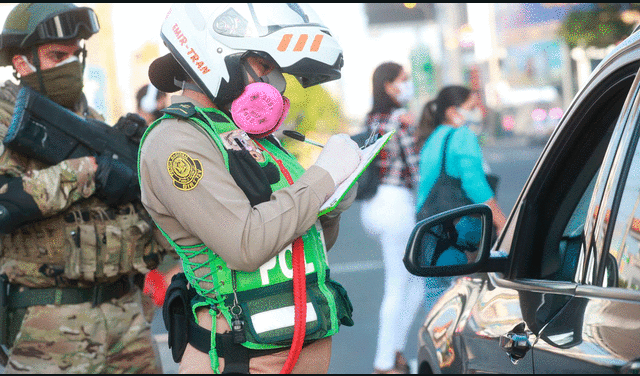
[
  {"xmin": 0, "ymin": 137, "xmax": 544, "ymax": 374},
  {"xmin": 154, "ymin": 136, "xmax": 545, "ymax": 374}
]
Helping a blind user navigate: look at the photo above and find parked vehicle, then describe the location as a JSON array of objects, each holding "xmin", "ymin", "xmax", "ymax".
[{"xmin": 403, "ymin": 28, "xmax": 640, "ymax": 374}]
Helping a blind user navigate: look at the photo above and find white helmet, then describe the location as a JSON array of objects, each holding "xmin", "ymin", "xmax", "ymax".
[{"xmin": 149, "ymin": 3, "xmax": 344, "ymax": 106}]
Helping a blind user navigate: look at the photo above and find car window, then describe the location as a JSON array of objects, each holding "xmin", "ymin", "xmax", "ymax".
[
  {"xmin": 543, "ymin": 172, "xmax": 599, "ymax": 282},
  {"xmin": 605, "ymin": 128, "xmax": 640, "ymax": 291},
  {"xmin": 516, "ymin": 74, "xmax": 632, "ymax": 282}
]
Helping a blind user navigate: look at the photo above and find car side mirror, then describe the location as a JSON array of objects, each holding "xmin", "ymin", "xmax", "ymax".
[{"xmin": 403, "ymin": 204, "xmax": 504, "ymax": 277}]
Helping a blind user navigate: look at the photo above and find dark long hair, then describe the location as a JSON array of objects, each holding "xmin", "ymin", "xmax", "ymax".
[
  {"xmin": 415, "ymin": 85, "xmax": 471, "ymax": 150},
  {"xmin": 369, "ymin": 61, "xmax": 403, "ymax": 117}
]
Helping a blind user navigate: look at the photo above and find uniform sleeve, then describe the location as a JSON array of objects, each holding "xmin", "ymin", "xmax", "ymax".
[
  {"xmin": 139, "ymin": 119, "xmax": 336, "ymax": 272},
  {"xmin": 448, "ymin": 128, "xmax": 493, "ymax": 204},
  {"xmin": 20, "ymin": 157, "xmax": 97, "ymax": 216},
  {"xmin": 0, "ymin": 103, "xmax": 97, "ymax": 224}
]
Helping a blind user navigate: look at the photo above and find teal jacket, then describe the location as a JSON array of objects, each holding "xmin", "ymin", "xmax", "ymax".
[{"xmin": 416, "ymin": 125, "xmax": 493, "ymax": 213}]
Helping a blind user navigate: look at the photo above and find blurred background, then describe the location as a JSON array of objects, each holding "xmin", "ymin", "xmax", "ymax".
[
  {"xmin": 1, "ymin": 3, "xmax": 639, "ymax": 164},
  {"xmin": 1, "ymin": 3, "xmax": 640, "ymax": 374}
]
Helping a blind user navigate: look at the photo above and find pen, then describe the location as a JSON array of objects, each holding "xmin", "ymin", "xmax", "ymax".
[{"xmin": 282, "ymin": 130, "xmax": 325, "ymax": 148}]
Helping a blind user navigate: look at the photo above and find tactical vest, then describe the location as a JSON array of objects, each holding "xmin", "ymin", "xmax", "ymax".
[
  {"xmin": 138, "ymin": 104, "xmax": 353, "ymax": 368},
  {"xmin": 0, "ymin": 83, "xmax": 165, "ymax": 288}
]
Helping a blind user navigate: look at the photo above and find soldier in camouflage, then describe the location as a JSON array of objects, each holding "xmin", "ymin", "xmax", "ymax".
[{"xmin": 0, "ymin": 3, "xmax": 173, "ymax": 373}]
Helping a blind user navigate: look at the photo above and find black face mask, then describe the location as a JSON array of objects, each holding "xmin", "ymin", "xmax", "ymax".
[{"xmin": 20, "ymin": 60, "xmax": 84, "ymax": 109}]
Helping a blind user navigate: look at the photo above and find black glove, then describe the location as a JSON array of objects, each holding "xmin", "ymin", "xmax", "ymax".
[
  {"xmin": 114, "ymin": 113, "xmax": 148, "ymax": 144},
  {"xmin": 95, "ymin": 155, "xmax": 140, "ymax": 206}
]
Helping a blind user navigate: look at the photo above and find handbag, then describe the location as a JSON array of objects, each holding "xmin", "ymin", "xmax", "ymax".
[{"xmin": 417, "ymin": 129, "xmax": 473, "ymax": 221}]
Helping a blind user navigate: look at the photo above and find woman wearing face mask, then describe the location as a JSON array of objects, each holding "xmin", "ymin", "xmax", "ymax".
[
  {"xmin": 359, "ymin": 62, "xmax": 424, "ymax": 374},
  {"xmin": 415, "ymin": 85, "xmax": 505, "ymax": 230},
  {"xmin": 415, "ymin": 87, "xmax": 506, "ymax": 313}
]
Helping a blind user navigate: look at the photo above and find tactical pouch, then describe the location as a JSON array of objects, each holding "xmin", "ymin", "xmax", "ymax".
[
  {"xmin": 163, "ymin": 272, "xmax": 195, "ymax": 363},
  {"xmin": 227, "ymin": 280, "xmax": 333, "ymax": 347},
  {"xmin": 328, "ymin": 279, "xmax": 355, "ymax": 327}
]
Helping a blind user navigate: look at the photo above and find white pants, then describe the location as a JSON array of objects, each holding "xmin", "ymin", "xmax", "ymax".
[{"xmin": 361, "ymin": 184, "xmax": 426, "ymax": 371}]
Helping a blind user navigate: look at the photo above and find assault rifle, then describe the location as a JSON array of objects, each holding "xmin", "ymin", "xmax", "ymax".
[{"xmin": 3, "ymin": 86, "xmax": 146, "ymax": 173}]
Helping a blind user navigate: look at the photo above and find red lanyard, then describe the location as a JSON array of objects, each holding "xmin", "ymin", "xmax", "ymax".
[
  {"xmin": 255, "ymin": 140, "xmax": 294, "ymax": 185},
  {"xmin": 255, "ymin": 139, "xmax": 305, "ymax": 373}
]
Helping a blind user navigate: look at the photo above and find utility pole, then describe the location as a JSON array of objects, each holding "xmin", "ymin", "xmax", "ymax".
[{"xmin": 436, "ymin": 3, "xmax": 463, "ymax": 85}]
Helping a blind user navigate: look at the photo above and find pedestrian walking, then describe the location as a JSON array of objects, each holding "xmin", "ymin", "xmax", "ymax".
[
  {"xmin": 359, "ymin": 61, "xmax": 425, "ymax": 374},
  {"xmin": 138, "ymin": 3, "xmax": 362, "ymax": 373},
  {"xmin": 0, "ymin": 3, "xmax": 173, "ymax": 373},
  {"xmin": 415, "ymin": 85, "xmax": 507, "ymax": 312}
]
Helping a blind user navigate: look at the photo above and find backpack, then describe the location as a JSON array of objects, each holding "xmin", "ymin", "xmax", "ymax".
[{"xmin": 351, "ymin": 128, "xmax": 381, "ymax": 201}]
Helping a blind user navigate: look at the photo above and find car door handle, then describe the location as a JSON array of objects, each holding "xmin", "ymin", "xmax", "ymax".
[
  {"xmin": 621, "ymin": 359, "xmax": 640, "ymax": 374},
  {"xmin": 499, "ymin": 322, "xmax": 534, "ymax": 364}
]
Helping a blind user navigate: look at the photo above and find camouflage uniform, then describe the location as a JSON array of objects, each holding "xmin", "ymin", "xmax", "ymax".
[{"xmin": 0, "ymin": 80, "xmax": 171, "ymax": 373}]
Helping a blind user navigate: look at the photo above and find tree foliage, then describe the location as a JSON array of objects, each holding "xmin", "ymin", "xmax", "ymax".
[
  {"xmin": 559, "ymin": 4, "xmax": 638, "ymax": 49},
  {"xmin": 279, "ymin": 74, "xmax": 347, "ymax": 166}
]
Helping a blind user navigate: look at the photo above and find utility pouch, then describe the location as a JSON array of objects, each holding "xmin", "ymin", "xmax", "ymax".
[
  {"xmin": 228, "ymin": 280, "xmax": 329, "ymax": 347},
  {"xmin": 327, "ymin": 279, "xmax": 354, "ymax": 327},
  {"xmin": 64, "ymin": 224, "xmax": 96, "ymax": 280},
  {"xmin": 163, "ymin": 272, "xmax": 195, "ymax": 363},
  {"xmin": 102, "ymin": 225, "xmax": 123, "ymax": 278}
]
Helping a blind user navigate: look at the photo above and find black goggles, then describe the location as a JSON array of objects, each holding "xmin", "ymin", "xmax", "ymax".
[{"xmin": 22, "ymin": 7, "xmax": 100, "ymax": 47}]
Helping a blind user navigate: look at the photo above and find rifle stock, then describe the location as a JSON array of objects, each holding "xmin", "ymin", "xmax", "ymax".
[{"xmin": 4, "ymin": 86, "xmax": 140, "ymax": 172}]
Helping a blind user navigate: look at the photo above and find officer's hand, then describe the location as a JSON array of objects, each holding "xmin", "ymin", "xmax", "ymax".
[
  {"xmin": 323, "ymin": 182, "xmax": 358, "ymax": 219},
  {"xmin": 314, "ymin": 134, "xmax": 362, "ymax": 187},
  {"xmin": 94, "ymin": 155, "xmax": 140, "ymax": 206},
  {"xmin": 114, "ymin": 113, "xmax": 148, "ymax": 144}
]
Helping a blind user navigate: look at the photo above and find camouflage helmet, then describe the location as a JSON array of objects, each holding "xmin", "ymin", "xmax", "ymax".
[{"xmin": 0, "ymin": 3, "xmax": 100, "ymax": 66}]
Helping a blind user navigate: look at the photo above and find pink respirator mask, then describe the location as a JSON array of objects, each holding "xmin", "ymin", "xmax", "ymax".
[{"xmin": 230, "ymin": 82, "xmax": 290, "ymax": 138}]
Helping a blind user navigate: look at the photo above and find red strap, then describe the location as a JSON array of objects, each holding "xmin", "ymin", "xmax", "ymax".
[
  {"xmin": 280, "ymin": 237, "xmax": 306, "ymax": 373},
  {"xmin": 256, "ymin": 141, "xmax": 294, "ymax": 184},
  {"xmin": 255, "ymin": 140, "xmax": 306, "ymax": 373}
]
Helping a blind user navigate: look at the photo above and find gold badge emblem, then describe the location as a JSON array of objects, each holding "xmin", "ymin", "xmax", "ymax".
[{"xmin": 167, "ymin": 151, "xmax": 203, "ymax": 191}]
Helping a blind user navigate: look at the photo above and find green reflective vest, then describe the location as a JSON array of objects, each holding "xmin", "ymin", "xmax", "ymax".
[{"xmin": 138, "ymin": 104, "xmax": 353, "ymax": 359}]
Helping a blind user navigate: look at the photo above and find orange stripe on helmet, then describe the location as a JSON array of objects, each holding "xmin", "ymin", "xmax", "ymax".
[
  {"xmin": 310, "ymin": 34, "xmax": 323, "ymax": 52},
  {"xmin": 278, "ymin": 34, "xmax": 293, "ymax": 51},
  {"xmin": 293, "ymin": 34, "xmax": 308, "ymax": 52}
]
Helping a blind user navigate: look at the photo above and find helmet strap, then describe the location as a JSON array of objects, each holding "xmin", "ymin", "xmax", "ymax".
[
  {"xmin": 30, "ymin": 46, "xmax": 48, "ymax": 97},
  {"xmin": 79, "ymin": 41, "xmax": 87, "ymax": 74},
  {"xmin": 173, "ymin": 77, "xmax": 205, "ymax": 94},
  {"xmin": 241, "ymin": 58, "xmax": 262, "ymax": 84}
]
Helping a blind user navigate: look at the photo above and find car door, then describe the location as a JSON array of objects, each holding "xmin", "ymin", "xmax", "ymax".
[
  {"xmin": 531, "ymin": 65, "xmax": 640, "ymax": 373},
  {"xmin": 481, "ymin": 54, "xmax": 640, "ymax": 373}
]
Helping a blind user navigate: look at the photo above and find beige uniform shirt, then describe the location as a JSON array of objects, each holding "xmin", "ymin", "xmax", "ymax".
[{"xmin": 139, "ymin": 96, "xmax": 340, "ymax": 272}]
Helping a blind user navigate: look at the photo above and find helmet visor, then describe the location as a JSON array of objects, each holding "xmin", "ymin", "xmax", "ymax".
[
  {"xmin": 212, "ymin": 3, "xmax": 326, "ymax": 38},
  {"xmin": 23, "ymin": 7, "xmax": 100, "ymax": 47}
]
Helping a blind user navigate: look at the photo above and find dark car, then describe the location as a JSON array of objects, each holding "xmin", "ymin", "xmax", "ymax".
[{"xmin": 403, "ymin": 29, "xmax": 640, "ymax": 374}]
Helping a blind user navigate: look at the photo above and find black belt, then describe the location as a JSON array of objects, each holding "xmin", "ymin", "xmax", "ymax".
[
  {"xmin": 188, "ymin": 320, "xmax": 320, "ymax": 374},
  {"xmin": 7, "ymin": 275, "xmax": 135, "ymax": 309},
  {"xmin": 188, "ymin": 320, "xmax": 284, "ymax": 358}
]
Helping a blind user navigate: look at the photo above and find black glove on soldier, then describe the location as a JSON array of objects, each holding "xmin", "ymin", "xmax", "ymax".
[
  {"xmin": 114, "ymin": 113, "xmax": 148, "ymax": 144},
  {"xmin": 95, "ymin": 155, "xmax": 140, "ymax": 206}
]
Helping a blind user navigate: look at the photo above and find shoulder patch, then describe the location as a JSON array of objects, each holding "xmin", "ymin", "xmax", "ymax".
[
  {"xmin": 161, "ymin": 102, "xmax": 197, "ymax": 119},
  {"xmin": 167, "ymin": 151, "xmax": 203, "ymax": 191}
]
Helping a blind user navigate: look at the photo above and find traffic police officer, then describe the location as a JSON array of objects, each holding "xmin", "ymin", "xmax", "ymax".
[
  {"xmin": 139, "ymin": 3, "xmax": 362, "ymax": 373},
  {"xmin": 0, "ymin": 3, "xmax": 172, "ymax": 373}
]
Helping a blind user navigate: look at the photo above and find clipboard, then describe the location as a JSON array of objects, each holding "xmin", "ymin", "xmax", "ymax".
[{"xmin": 318, "ymin": 130, "xmax": 395, "ymax": 216}]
